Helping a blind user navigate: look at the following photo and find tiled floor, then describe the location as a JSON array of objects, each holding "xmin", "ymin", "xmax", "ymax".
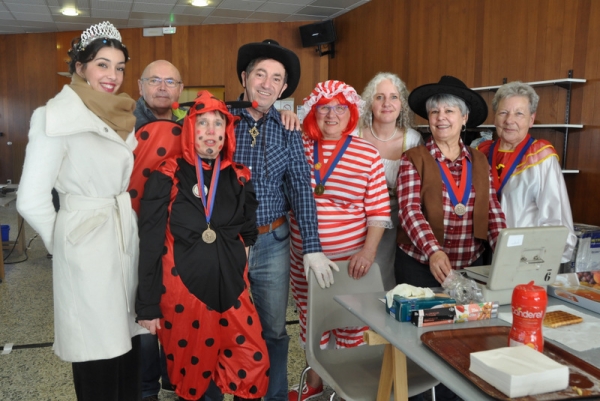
[{"xmin": 0, "ymin": 201, "xmax": 337, "ymax": 401}]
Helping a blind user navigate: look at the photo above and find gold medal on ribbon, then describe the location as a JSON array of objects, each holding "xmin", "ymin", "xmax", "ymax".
[
  {"xmin": 314, "ymin": 162, "xmax": 322, "ymax": 170},
  {"xmin": 202, "ymin": 228, "xmax": 216, "ymax": 243},
  {"xmin": 454, "ymin": 203, "xmax": 467, "ymax": 216},
  {"xmin": 314, "ymin": 184, "xmax": 325, "ymax": 196}
]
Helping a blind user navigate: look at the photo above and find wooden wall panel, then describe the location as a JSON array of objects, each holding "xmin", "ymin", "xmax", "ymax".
[
  {"xmin": 331, "ymin": 0, "xmax": 600, "ymax": 225},
  {"xmin": 0, "ymin": 32, "xmax": 56, "ymax": 184},
  {"xmin": 0, "ymin": 21, "xmax": 328, "ymax": 185}
]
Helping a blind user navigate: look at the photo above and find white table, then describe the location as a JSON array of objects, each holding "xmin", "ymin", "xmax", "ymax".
[{"xmin": 334, "ymin": 293, "xmax": 600, "ymax": 401}]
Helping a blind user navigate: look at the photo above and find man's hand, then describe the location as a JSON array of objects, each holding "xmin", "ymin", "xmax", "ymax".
[
  {"xmin": 280, "ymin": 110, "xmax": 301, "ymax": 131},
  {"xmin": 303, "ymin": 252, "xmax": 340, "ymax": 289}
]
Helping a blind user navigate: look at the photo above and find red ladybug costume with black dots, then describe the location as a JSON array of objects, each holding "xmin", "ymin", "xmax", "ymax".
[{"xmin": 135, "ymin": 91, "xmax": 269, "ymax": 401}]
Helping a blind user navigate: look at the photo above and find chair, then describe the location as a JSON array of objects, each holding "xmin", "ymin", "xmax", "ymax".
[{"xmin": 298, "ymin": 262, "xmax": 438, "ymax": 401}]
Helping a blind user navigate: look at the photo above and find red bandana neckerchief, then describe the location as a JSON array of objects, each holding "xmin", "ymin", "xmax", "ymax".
[{"xmin": 490, "ymin": 134, "xmax": 534, "ymax": 195}]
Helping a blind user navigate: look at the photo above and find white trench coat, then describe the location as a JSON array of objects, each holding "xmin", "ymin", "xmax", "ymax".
[{"xmin": 17, "ymin": 85, "xmax": 146, "ymax": 362}]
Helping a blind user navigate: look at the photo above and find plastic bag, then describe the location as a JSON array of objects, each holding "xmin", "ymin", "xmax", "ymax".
[{"xmin": 442, "ymin": 270, "xmax": 484, "ymax": 304}]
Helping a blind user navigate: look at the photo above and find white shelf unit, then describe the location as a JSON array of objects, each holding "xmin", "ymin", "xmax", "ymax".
[
  {"xmin": 471, "ymin": 71, "xmax": 586, "ymax": 171},
  {"xmin": 416, "ymin": 73, "xmax": 585, "ymax": 174}
]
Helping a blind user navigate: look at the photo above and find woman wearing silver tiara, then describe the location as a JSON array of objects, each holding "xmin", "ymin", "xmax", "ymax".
[
  {"xmin": 17, "ymin": 21, "xmax": 145, "ymax": 400},
  {"xmin": 358, "ymin": 72, "xmax": 424, "ymax": 290}
]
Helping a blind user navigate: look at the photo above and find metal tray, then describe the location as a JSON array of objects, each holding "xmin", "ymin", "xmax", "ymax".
[{"xmin": 421, "ymin": 326, "xmax": 600, "ymax": 400}]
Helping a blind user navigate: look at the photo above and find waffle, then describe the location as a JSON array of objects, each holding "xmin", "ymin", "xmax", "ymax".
[{"xmin": 543, "ymin": 310, "xmax": 583, "ymax": 328}]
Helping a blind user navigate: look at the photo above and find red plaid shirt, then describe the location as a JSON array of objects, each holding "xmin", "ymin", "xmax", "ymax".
[{"xmin": 397, "ymin": 137, "xmax": 506, "ymax": 269}]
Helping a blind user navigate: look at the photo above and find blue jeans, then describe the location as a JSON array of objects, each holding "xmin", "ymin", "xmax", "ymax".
[
  {"xmin": 140, "ymin": 333, "xmax": 171, "ymax": 398},
  {"xmin": 248, "ymin": 221, "xmax": 291, "ymax": 401},
  {"xmin": 204, "ymin": 221, "xmax": 291, "ymax": 401}
]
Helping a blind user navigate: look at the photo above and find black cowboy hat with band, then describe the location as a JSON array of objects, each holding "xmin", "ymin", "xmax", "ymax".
[
  {"xmin": 408, "ymin": 75, "xmax": 488, "ymax": 128},
  {"xmin": 236, "ymin": 39, "xmax": 301, "ymax": 100}
]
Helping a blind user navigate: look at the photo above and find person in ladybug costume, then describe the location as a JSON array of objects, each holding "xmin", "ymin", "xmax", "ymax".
[{"xmin": 135, "ymin": 90, "xmax": 268, "ymax": 401}]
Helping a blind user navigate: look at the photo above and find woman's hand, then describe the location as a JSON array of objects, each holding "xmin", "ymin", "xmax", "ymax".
[
  {"xmin": 138, "ymin": 318, "xmax": 161, "ymax": 335},
  {"xmin": 348, "ymin": 248, "xmax": 376, "ymax": 280},
  {"xmin": 280, "ymin": 110, "xmax": 301, "ymax": 131},
  {"xmin": 429, "ymin": 250, "xmax": 453, "ymax": 284}
]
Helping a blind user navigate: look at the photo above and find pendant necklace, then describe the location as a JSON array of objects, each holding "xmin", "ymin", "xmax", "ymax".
[
  {"xmin": 437, "ymin": 158, "xmax": 472, "ymax": 217},
  {"xmin": 244, "ymin": 112, "xmax": 266, "ymax": 147},
  {"xmin": 195, "ymin": 155, "xmax": 221, "ymax": 243},
  {"xmin": 370, "ymin": 125, "xmax": 398, "ymax": 142},
  {"xmin": 313, "ymin": 136, "xmax": 353, "ymax": 196}
]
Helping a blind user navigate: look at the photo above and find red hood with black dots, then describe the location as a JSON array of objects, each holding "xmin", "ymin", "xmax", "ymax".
[{"xmin": 179, "ymin": 90, "xmax": 240, "ymax": 170}]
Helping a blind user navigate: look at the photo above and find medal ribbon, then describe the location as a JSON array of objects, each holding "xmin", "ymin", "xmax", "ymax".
[
  {"xmin": 313, "ymin": 136, "xmax": 352, "ymax": 188},
  {"xmin": 437, "ymin": 157, "xmax": 472, "ymax": 216},
  {"xmin": 196, "ymin": 155, "xmax": 221, "ymax": 226},
  {"xmin": 488, "ymin": 135, "xmax": 534, "ymax": 199}
]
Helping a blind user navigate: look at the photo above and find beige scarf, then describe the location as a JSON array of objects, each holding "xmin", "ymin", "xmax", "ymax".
[{"xmin": 70, "ymin": 74, "xmax": 136, "ymax": 141}]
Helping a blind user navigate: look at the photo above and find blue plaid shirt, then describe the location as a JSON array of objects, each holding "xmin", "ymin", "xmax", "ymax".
[{"xmin": 232, "ymin": 104, "xmax": 322, "ymax": 254}]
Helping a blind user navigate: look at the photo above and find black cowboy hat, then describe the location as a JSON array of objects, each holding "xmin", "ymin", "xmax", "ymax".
[
  {"xmin": 408, "ymin": 75, "xmax": 488, "ymax": 128},
  {"xmin": 237, "ymin": 39, "xmax": 301, "ymax": 100}
]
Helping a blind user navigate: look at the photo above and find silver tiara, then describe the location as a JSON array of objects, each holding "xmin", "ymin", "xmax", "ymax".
[{"xmin": 79, "ymin": 21, "xmax": 122, "ymax": 50}]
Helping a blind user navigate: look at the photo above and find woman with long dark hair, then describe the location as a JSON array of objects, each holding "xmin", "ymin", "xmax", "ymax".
[{"xmin": 17, "ymin": 21, "xmax": 144, "ymax": 400}]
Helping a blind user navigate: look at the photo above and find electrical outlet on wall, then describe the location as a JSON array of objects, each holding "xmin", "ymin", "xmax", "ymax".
[{"xmin": 6, "ymin": 179, "xmax": 11, "ymax": 184}]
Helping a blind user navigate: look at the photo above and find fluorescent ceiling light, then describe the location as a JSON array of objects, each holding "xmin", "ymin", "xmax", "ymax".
[
  {"xmin": 191, "ymin": 0, "xmax": 209, "ymax": 6},
  {"xmin": 62, "ymin": 7, "xmax": 79, "ymax": 16}
]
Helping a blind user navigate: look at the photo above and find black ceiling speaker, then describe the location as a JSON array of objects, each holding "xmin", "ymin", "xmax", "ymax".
[{"xmin": 299, "ymin": 20, "xmax": 336, "ymax": 58}]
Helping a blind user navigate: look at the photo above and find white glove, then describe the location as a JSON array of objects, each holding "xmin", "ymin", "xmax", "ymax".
[{"xmin": 303, "ymin": 252, "xmax": 340, "ymax": 289}]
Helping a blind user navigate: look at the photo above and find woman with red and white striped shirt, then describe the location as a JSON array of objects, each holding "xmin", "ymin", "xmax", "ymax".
[{"xmin": 288, "ymin": 80, "xmax": 392, "ymax": 401}]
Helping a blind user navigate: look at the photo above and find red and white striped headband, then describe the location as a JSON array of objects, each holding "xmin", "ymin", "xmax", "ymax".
[{"xmin": 302, "ymin": 80, "xmax": 364, "ymax": 115}]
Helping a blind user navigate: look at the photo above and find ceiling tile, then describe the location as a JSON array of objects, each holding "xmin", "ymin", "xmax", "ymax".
[
  {"xmin": 248, "ymin": 11, "xmax": 291, "ymax": 21},
  {"xmin": 11, "ymin": 12, "xmax": 54, "ymax": 22},
  {"xmin": 310, "ymin": 0, "xmax": 362, "ymax": 8},
  {"xmin": 49, "ymin": 7, "xmax": 92, "ymax": 17},
  {"xmin": 211, "ymin": 8, "xmax": 253, "ymax": 18},
  {"xmin": 203, "ymin": 15, "xmax": 244, "ymax": 24},
  {"xmin": 0, "ymin": 26, "xmax": 25, "ymax": 33},
  {"xmin": 295, "ymin": 5, "xmax": 339, "ymax": 17},
  {"xmin": 126, "ymin": 17, "xmax": 169, "ymax": 27},
  {"xmin": 0, "ymin": 18, "xmax": 22, "ymax": 25},
  {"xmin": 4, "ymin": 0, "xmax": 47, "ymax": 5},
  {"xmin": 93, "ymin": 1, "xmax": 133, "ymax": 10},
  {"xmin": 171, "ymin": 5, "xmax": 215, "ymax": 16},
  {"xmin": 268, "ymin": 0, "xmax": 314, "ymax": 4},
  {"xmin": 131, "ymin": 0, "xmax": 177, "ymax": 4},
  {"xmin": 218, "ymin": 0, "xmax": 263, "ymax": 11},
  {"xmin": 93, "ymin": 9, "xmax": 134, "ymax": 19},
  {"xmin": 3, "ymin": 3, "xmax": 48, "ymax": 13},
  {"xmin": 132, "ymin": 3, "xmax": 177, "ymax": 12},
  {"xmin": 256, "ymin": 3, "xmax": 303, "ymax": 13},
  {"xmin": 0, "ymin": 0, "xmax": 368, "ymax": 34},
  {"xmin": 22, "ymin": 26, "xmax": 54, "ymax": 33},
  {"xmin": 129, "ymin": 11, "xmax": 173, "ymax": 20},
  {"xmin": 283, "ymin": 14, "xmax": 323, "ymax": 22}
]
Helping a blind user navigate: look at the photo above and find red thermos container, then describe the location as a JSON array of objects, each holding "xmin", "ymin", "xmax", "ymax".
[{"xmin": 508, "ymin": 281, "xmax": 547, "ymax": 351}]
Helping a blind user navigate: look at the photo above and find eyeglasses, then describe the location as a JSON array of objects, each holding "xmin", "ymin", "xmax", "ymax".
[
  {"xmin": 315, "ymin": 105, "xmax": 349, "ymax": 115},
  {"xmin": 140, "ymin": 77, "xmax": 182, "ymax": 88}
]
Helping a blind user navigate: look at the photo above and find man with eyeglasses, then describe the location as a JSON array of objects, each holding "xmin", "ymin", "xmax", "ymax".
[
  {"xmin": 134, "ymin": 60, "xmax": 185, "ymax": 129},
  {"xmin": 133, "ymin": 59, "xmax": 184, "ymax": 401}
]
